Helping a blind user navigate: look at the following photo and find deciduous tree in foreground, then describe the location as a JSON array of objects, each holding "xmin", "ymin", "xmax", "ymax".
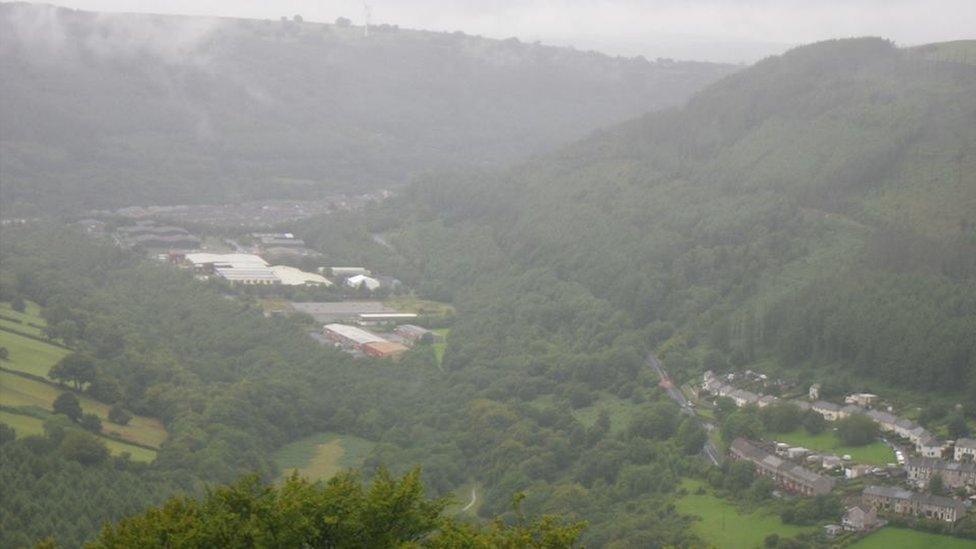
[{"xmin": 88, "ymin": 468, "xmax": 584, "ymax": 548}]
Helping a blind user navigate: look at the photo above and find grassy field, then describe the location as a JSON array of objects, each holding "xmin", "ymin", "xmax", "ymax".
[
  {"xmin": 0, "ymin": 410, "xmax": 157, "ymax": 462},
  {"xmin": 572, "ymin": 393, "xmax": 642, "ymax": 435},
  {"xmin": 432, "ymin": 328, "xmax": 450, "ymax": 366},
  {"xmin": 851, "ymin": 527, "xmax": 976, "ymax": 549},
  {"xmin": 773, "ymin": 428, "xmax": 895, "ymax": 466},
  {"xmin": 259, "ymin": 298, "xmax": 294, "ymax": 315},
  {"xmin": 384, "ymin": 296, "xmax": 455, "ymax": 316},
  {"xmin": 274, "ymin": 432, "xmax": 375, "ymax": 482},
  {"xmin": 676, "ymin": 479, "xmax": 816, "ymax": 548},
  {"xmin": 0, "ymin": 300, "xmax": 46, "ymax": 324},
  {"xmin": 0, "ymin": 370, "xmax": 167, "ymax": 448},
  {"xmin": 0, "ymin": 329, "xmax": 69, "ymax": 379}
]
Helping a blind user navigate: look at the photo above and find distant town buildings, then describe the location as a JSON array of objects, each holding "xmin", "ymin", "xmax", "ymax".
[{"xmin": 117, "ymin": 222, "xmax": 201, "ymax": 249}]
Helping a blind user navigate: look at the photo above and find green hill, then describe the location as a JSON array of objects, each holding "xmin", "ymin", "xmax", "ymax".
[
  {"xmin": 0, "ymin": 2, "xmax": 733, "ymax": 215},
  {"xmin": 367, "ymin": 38, "xmax": 976, "ymax": 396}
]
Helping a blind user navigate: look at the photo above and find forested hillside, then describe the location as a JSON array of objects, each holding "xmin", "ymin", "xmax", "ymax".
[
  {"xmin": 311, "ymin": 38, "xmax": 976, "ymax": 399},
  {"xmin": 0, "ymin": 2, "xmax": 733, "ymax": 215}
]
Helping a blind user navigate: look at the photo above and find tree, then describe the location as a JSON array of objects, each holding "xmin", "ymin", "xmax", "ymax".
[
  {"xmin": 0, "ymin": 346, "xmax": 8, "ymax": 360},
  {"xmin": 59, "ymin": 431, "xmax": 109, "ymax": 465},
  {"xmin": 929, "ymin": 473, "xmax": 945, "ymax": 495},
  {"xmin": 947, "ymin": 413, "xmax": 970, "ymax": 439},
  {"xmin": 726, "ymin": 460, "xmax": 755, "ymax": 490},
  {"xmin": 802, "ymin": 410, "xmax": 827, "ymax": 435},
  {"xmin": 722, "ymin": 408, "xmax": 762, "ymax": 443},
  {"xmin": 676, "ymin": 417, "xmax": 707, "ymax": 455},
  {"xmin": 0, "ymin": 422, "xmax": 15, "ymax": 445},
  {"xmin": 761, "ymin": 402, "xmax": 802, "ymax": 433},
  {"xmin": 108, "ymin": 405, "xmax": 133, "ymax": 426},
  {"xmin": 10, "ymin": 295, "xmax": 26, "ymax": 312},
  {"xmin": 53, "ymin": 392, "xmax": 83, "ymax": 422},
  {"xmin": 627, "ymin": 402, "xmax": 678, "ymax": 440},
  {"xmin": 89, "ymin": 469, "xmax": 585, "ymax": 548},
  {"xmin": 49, "ymin": 353, "xmax": 97, "ymax": 390},
  {"xmin": 335, "ymin": 16, "xmax": 351, "ymax": 27},
  {"xmin": 80, "ymin": 413, "xmax": 102, "ymax": 433},
  {"xmin": 715, "ymin": 396, "xmax": 737, "ymax": 419},
  {"xmin": 835, "ymin": 414, "xmax": 878, "ymax": 446}
]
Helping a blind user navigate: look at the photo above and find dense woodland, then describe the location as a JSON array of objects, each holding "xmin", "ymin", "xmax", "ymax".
[
  {"xmin": 0, "ymin": 3, "xmax": 733, "ymax": 215},
  {"xmin": 0, "ymin": 226, "xmax": 713, "ymax": 546},
  {"xmin": 314, "ymin": 38, "xmax": 976, "ymax": 399}
]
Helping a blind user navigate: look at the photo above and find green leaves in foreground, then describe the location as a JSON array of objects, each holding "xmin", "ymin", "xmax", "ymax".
[{"xmin": 87, "ymin": 468, "xmax": 584, "ymax": 548}]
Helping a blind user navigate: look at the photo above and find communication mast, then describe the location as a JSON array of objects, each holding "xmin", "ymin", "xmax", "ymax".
[{"xmin": 363, "ymin": 2, "xmax": 371, "ymax": 37}]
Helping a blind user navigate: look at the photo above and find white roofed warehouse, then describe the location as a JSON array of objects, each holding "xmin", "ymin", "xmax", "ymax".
[{"xmin": 322, "ymin": 323, "xmax": 385, "ymax": 349}]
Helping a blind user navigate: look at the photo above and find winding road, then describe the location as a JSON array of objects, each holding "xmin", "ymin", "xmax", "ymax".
[{"xmin": 648, "ymin": 353, "xmax": 721, "ymax": 466}]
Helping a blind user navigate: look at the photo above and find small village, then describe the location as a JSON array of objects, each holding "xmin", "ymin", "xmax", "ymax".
[{"xmin": 700, "ymin": 369, "xmax": 975, "ymax": 539}]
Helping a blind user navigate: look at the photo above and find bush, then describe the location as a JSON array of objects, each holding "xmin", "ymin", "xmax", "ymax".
[
  {"xmin": 835, "ymin": 414, "xmax": 879, "ymax": 446},
  {"xmin": 53, "ymin": 392, "xmax": 82, "ymax": 422},
  {"xmin": 80, "ymin": 413, "xmax": 102, "ymax": 433},
  {"xmin": 108, "ymin": 405, "xmax": 132, "ymax": 426},
  {"xmin": 59, "ymin": 431, "xmax": 109, "ymax": 465}
]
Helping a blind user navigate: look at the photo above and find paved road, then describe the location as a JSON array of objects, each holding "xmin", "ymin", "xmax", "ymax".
[{"xmin": 648, "ymin": 353, "xmax": 721, "ymax": 466}]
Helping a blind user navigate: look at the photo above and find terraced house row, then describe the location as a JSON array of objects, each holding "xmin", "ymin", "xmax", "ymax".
[
  {"xmin": 730, "ymin": 438, "xmax": 836, "ymax": 496},
  {"xmin": 862, "ymin": 485, "xmax": 967, "ymax": 523}
]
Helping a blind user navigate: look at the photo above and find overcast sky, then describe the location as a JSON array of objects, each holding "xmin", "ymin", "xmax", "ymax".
[{"xmin": 33, "ymin": 1, "xmax": 976, "ymax": 63}]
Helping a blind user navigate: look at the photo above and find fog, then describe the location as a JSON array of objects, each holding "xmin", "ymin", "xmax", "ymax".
[{"xmin": 37, "ymin": 0, "xmax": 976, "ymax": 62}]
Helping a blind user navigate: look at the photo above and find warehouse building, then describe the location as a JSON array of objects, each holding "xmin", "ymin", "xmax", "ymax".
[
  {"xmin": 346, "ymin": 274, "xmax": 381, "ymax": 291},
  {"xmin": 362, "ymin": 340, "xmax": 409, "ymax": 359},
  {"xmin": 322, "ymin": 323, "xmax": 385, "ymax": 349},
  {"xmin": 395, "ymin": 324, "xmax": 434, "ymax": 344},
  {"xmin": 270, "ymin": 265, "xmax": 332, "ymax": 286},
  {"xmin": 292, "ymin": 301, "xmax": 398, "ymax": 323}
]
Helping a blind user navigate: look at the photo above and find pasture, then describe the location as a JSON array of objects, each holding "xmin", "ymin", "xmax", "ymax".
[
  {"xmin": 572, "ymin": 393, "xmax": 642, "ymax": 435},
  {"xmin": 274, "ymin": 432, "xmax": 374, "ymax": 482},
  {"xmin": 0, "ymin": 329, "xmax": 69, "ymax": 379},
  {"xmin": 384, "ymin": 296, "xmax": 455, "ymax": 316},
  {"xmin": 433, "ymin": 328, "xmax": 450, "ymax": 365},
  {"xmin": 851, "ymin": 527, "xmax": 976, "ymax": 549},
  {"xmin": 0, "ymin": 370, "xmax": 167, "ymax": 448},
  {"xmin": 676, "ymin": 479, "xmax": 815, "ymax": 549},
  {"xmin": 774, "ymin": 428, "xmax": 895, "ymax": 466},
  {"xmin": 0, "ymin": 410, "xmax": 157, "ymax": 462}
]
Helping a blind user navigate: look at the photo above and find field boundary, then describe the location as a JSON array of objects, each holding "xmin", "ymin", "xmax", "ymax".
[
  {"xmin": 0, "ymin": 324, "xmax": 70, "ymax": 350},
  {"xmin": 0, "ymin": 369, "xmax": 164, "ymax": 451}
]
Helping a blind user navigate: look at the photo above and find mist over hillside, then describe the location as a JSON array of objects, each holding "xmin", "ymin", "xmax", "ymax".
[
  {"xmin": 0, "ymin": 2, "xmax": 734, "ymax": 215},
  {"xmin": 337, "ymin": 38, "xmax": 976, "ymax": 394}
]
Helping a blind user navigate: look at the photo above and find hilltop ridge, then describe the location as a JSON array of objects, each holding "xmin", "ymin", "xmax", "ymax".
[{"xmin": 0, "ymin": 2, "xmax": 735, "ymax": 214}]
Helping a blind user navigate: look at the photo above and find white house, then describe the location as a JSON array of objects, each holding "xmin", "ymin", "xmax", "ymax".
[
  {"xmin": 345, "ymin": 274, "xmax": 381, "ymax": 291},
  {"xmin": 813, "ymin": 401, "xmax": 843, "ymax": 421}
]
